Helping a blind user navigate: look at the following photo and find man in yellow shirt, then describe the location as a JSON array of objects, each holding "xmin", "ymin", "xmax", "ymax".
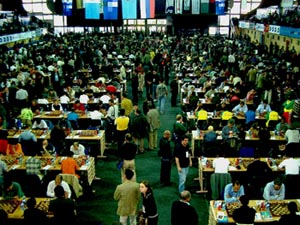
[
  {"xmin": 121, "ymin": 93, "xmax": 133, "ymax": 117},
  {"xmin": 115, "ymin": 109, "xmax": 129, "ymax": 154}
]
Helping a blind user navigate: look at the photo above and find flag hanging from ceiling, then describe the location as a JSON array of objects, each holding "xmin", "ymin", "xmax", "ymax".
[
  {"xmin": 183, "ymin": 0, "xmax": 190, "ymax": 11},
  {"xmin": 76, "ymin": 0, "xmax": 84, "ymax": 9},
  {"xmin": 103, "ymin": 0, "xmax": 118, "ymax": 20},
  {"xmin": 191, "ymin": 0, "xmax": 200, "ymax": 14},
  {"xmin": 122, "ymin": 0, "xmax": 137, "ymax": 19},
  {"xmin": 174, "ymin": 0, "xmax": 183, "ymax": 14},
  {"xmin": 85, "ymin": 0, "xmax": 100, "ymax": 19},
  {"xmin": 201, "ymin": 0, "xmax": 209, "ymax": 13},
  {"xmin": 62, "ymin": 0, "xmax": 73, "ymax": 16},
  {"xmin": 140, "ymin": 0, "xmax": 155, "ymax": 19},
  {"xmin": 166, "ymin": 0, "xmax": 174, "ymax": 13},
  {"xmin": 215, "ymin": 0, "xmax": 225, "ymax": 15}
]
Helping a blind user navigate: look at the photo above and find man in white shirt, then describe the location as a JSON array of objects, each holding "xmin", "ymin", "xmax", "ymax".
[
  {"xmin": 32, "ymin": 118, "xmax": 48, "ymax": 130},
  {"xmin": 232, "ymin": 100, "xmax": 248, "ymax": 116},
  {"xmin": 278, "ymin": 156, "xmax": 300, "ymax": 175},
  {"xmin": 99, "ymin": 92, "xmax": 111, "ymax": 105},
  {"xmin": 60, "ymin": 92, "xmax": 70, "ymax": 111},
  {"xmin": 213, "ymin": 156, "xmax": 230, "ymax": 173},
  {"xmin": 46, "ymin": 174, "xmax": 71, "ymax": 198},
  {"xmin": 70, "ymin": 142, "xmax": 85, "ymax": 156},
  {"xmin": 79, "ymin": 91, "xmax": 89, "ymax": 105}
]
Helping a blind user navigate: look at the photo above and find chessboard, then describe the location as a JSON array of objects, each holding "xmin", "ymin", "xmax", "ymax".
[
  {"xmin": 0, "ymin": 200, "xmax": 20, "ymax": 214},
  {"xmin": 226, "ymin": 202, "xmax": 241, "ymax": 216},
  {"xmin": 269, "ymin": 202, "xmax": 292, "ymax": 216},
  {"xmin": 46, "ymin": 111, "xmax": 62, "ymax": 116},
  {"xmin": 31, "ymin": 129, "xmax": 45, "ymax": 136},
  {"xmin": 79, "ymin": 130, "xmax": 97, "ymax": 137},
  {"xmin": 242, "ymin": 159, "xmax": 255, "ymax": 168},
  {"xmin": 38, "ymin": 157, "xmax": 55, "ymax": 167},
  {"xmin": 36, "ymin": 200, "xmax": 50, "ymax": 214},
  {"xmin": 1, "ymin": 156, "xmax": 18, "ymax": 166}
]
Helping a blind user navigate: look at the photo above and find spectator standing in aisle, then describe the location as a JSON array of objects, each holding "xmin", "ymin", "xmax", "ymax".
[
  {"xmin": 174, "ymin": 135, "xmax": 192, "ymax": 193},
  {"xmin": 147, "ymin": 103, "xmax": 160, "ymax": 151},
  {"xmin": 171, "ymin": 190, "xmax": 198, "ymax": 225},
  {"xmin": 139, "ymin": 180, "xmax": 159, "ymax": 225},
  {"xmin": 114, "ymin": 169, "xmax": 140, "ymax": 225},
  {"xmin": 156, "ymin": 78, "xmax": 168, "ymax": 114},
  {"xmin": 131, "ymin": 109, "xmax": 149, "ymax": 153},
  {"xmin": 121, "ymin": 93, "xmax": 133, "ymax": 117},
  {"xmin": 115, "ymin": 108, "xmax": 129, "ymax": 154},
  {"xmin": 158, "ymin": 130, "xmax": 172, "ymax": 186},
  {"xmin": 170, "ymin": 75, "xmax": 178, "ymax": 107}
]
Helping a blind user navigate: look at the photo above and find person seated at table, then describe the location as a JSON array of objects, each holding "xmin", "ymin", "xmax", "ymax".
[
  {"xmin": 204, "ymin": 126, "xmax": 217, "ymax": 144},
  {"xmin": 215, "ymin": 101, "xmax": 230, "ymax": 117},
  {"xmin": 72, "ymin": 100, "xmax": 85, "ymax": 114},
  {"xmin": 232, "ymin": 100, "xmax": 248, "ymax": 117},
  {"xmin": 245, "ymin": 104, "xmax": 256, "ymax": 129},
  {"xmin": 6, "ymin": 139, "xmax": 24, "ymax": 156},
  {"xmin": 187, "ymin": 92, "xmax": 199, "ymax": 112},
  {"xmin": 32, "ymin": 118, "xmax": 48, "ymax": 130},
  {"xmin": 47, "ymin": 88, "xmax": 58, "ymax": 100},
  {"xmin": 39, "ymin": 139, "xmax": 56, "ymax": 156},
  {"xmin": 2, "ymin": 176, "xmax": 25, "ymax": 200},
  {"xmin": 224, "ymin": 179, "xmax": 245, "ymax": 203},
  {"xmin": 24, "ymin": 197, "xmax": 49, "ymax": 225},
  {"xmin": 278, "ymin": 201, "xmax": 300, "ymax": 225},
  {"xmin": 18, "ymin": 124, "xmax": 38, "ymax": 156},
  {"xmin": 48, "ymin": 185, "xmax": 77, "ymax": 224},
  {"xmin": 20, "ymin": 104, "xmax": 34, "ymax": 128},
  {"xmin": 232, "ymin": 195, "xmax": 256, "ymax": 224},
  {"xmin": 51, "ymin": 98, "xmax": 63, "ymax": 112},
  {"xmin": 70, "ymin": 142, "xmax": 86, "ymax": 156},
  {"xmin": 256, "ymin": 100, "xmax": 272, "ymax": 117},
  {"xmin": 30, "ymin": 99, "xmax": 41, "ymax": 115},
  {"xmin": 59, "ymin": 92, "xmax": 70, "ymax": 111},
  {"xmin": 248, "ymin": 122, "xmax": 259, "ymax": 138},
  {"xmin": 263, "ymin": 177, "xmax": 285, "ymax": 201},
  {"xmin": 284, "ymin": 124, "xmax": 300, "ymax": 145},
  {"xmin": 275, "ymin": 117, "xmax": 290, "ymax": 136},
  {"xmin": 61, "ymin": 151, "xmax": 80, "ymax": 178},
  {"xmin": 212, "ymin": 151, "xmax": 230, "ymax": 173},
  {"xmin": 79, "ymin": 91, "xmax": 90, "ymax": 106},
  {"xmin": 50, "ymin": 124, "xmax": 67, "ymax": 155},
  {"xmin": 0, "ymin": 123, "xmax": 8, "ymax": 155},
  {"xmin": 0, "ymin": 209, "xmax": 8, "ymax": 225},
  {"xmin": 204, "ymin": 85, "xmax": 215, "ymax": 101},
  {"xmin": 46, "ymin": 174, "xmax": 71, "ymax": 199},
  {"xmin": 221, "ymin": 119, "xmax": 239, "ymax": 142}
]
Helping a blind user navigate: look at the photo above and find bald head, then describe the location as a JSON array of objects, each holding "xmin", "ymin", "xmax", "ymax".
[{"xmin": 180, "ymin": 190, "xmax": 191, "ymax": 202}]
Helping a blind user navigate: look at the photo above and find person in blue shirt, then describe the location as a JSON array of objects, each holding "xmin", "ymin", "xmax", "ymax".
[
  {"xmin": 224, "ymin": 180, "xmax": 245, "ymax": 203},
  {"xmin": 263, "ymin": 177, "xmax": 285, "ymax": 200},
  {"xmin": 256, "ymin": 100, "xmax": 272, "ymax": 116},
  {"xmin": 232, "ymin": 100, "xmax": 248, "ymax": 116},
  {"xmin": 245, "ymin": 105, "xmax": 256, "ymax": 128},
  {"xmin": 221, "ymin": 119, "xmax": 239, "ymax": 141}
]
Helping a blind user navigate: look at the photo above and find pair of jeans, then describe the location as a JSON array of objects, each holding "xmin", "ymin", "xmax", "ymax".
[
  {"xmin": 158, "ymin": 95, "xmax": 166, "ymax": 114},
  {"xmin": 178, "ymin": 167, "xmax": 189, "ymax": 193}
]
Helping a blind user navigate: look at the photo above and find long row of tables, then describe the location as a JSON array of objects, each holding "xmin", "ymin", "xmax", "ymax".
[{"xmin": 7, "ymin": 129, "xmax": 106, "ymax": 158}]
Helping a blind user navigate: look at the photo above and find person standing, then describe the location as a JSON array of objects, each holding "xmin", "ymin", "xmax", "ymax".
[
  {"xmin": 120, "ymin": 133, "xmax": 138, "ymax": 182},
  {"xmin": 156, "ymin": 78, "xmax": 168, "ymax": 114},
  {"xmin": 158, "ymin": 130, "xmax": 172, "ymax": 185},
  {"xmin": 131, "ymin": 109, "xmax": 149, "ymax": 153},
  {"xmin": 131, "ymin": 70, "xmax": 139, "ymax": 104},
  {"xmin": 139, "ymin": 180, "xmax": 159, "ymax": 225},
  {"xmin": 114, "ymin": 169, "xmax": 140, "ymax": 225},
  {"xmin": 171, "ymin": 190, "xmax": 198, "ymax": 225},
  {"xmin": 174, "ymin": 135, "xmax": 192, "ymax": 193},
  {"xmin": 147, "ymin": 103, "xmax": 160, "ymax": 151},
  {"xmin": 115, "ymin": 108, "xmax": 130, "ymax": 154},
  {"xmin": 170, "ymin": 76, "xmax": 178, "ymax": 107},
  {"xmin": 121, "ymin": 93, "xmax": 133, "ymax": 117}
]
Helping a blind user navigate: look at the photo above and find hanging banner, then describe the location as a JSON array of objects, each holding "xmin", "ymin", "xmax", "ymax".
[
  {"xmin": 85, "ymin": 0, "xmax": 100, "ymax": 19},
  {"xmin": 140, "ymin": 0, "xmax": 155, "ymax": 18},
  {"xmin": 103, "ymin": 0, "xmax": 118, "ymax": 20},
  {"xmin": 201, "ymin": 0, "xmax": 209, "ymax": 14},
  {"xmin": 62, "ymin": 0, "xmax": 73, "ymax": 16},
  {"xmin": 241, "ymin": 0, "xmax": 247, "ymax": 10},
  {"xmin": 122, "ymin": 0, "xmax": 137, "ymax": 19},
  {"xmin": 166, "ymin": 0, "xmax": 174, "ymax": 13},
  {"xmin": 183, "ymin": 0, "xmax": 190, "ymax": 11},
  {"xmin": 174, "ymin": 0, "xmax": 183, "ymax": 14},
  {"xmin": 191, "ymin": 0, "xmax": 200, "ymax": 14},
  {"xmin": 215, "ymin": 0, "xmax": 225, "ymax": 15}
]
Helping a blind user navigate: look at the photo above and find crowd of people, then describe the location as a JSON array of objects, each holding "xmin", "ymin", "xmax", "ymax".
[{"xmin": 0, "ymin": 17, "xmax": 299, "ymax": 224}]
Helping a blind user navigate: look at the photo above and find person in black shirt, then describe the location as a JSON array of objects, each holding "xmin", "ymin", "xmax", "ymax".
[
  {"xmin": 24, "ymin": 197, "xmax": 49, "ymax": 225},
  {"xmin": 279, "ymin": 201, "xmax": 300, "ymax": 225},
  {"xmin": 232, "ymin": 195, "xmax": 256, "ymax": 224},
  {"xmin": 171, "ymin": 190, "xmax": 198, "ymax": 225},
  {"xmin": 158, "ymin": 130, "xmax": 172, "ymax": 185},
  {"xmin": 170, "ymin": 76, "xmax": 178, "ymax": 107},
  {"xmin": 120, "ymin": 133, "xmax": 138, "ymax": 182}
]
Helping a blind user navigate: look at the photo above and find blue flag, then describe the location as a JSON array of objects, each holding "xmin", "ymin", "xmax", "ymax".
[
  {"xmin": 85, "ymin": 0, "xmax": 101, "ymax": 19},
  {"xmin": 103, "ymin": 0, "xmax": 118, "ymax": 20},
  {"xmin": 122, "ymin": 0, "xmax": 137, "ymax": 19},
  {"xmin": 63, "ymin": 0, "xmax": 73, "ymax": 16}
]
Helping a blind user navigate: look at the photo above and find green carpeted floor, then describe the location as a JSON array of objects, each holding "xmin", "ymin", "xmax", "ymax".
[{"xmin": 76, "ymin": 81, "xmax": 210, "ymax": 225}]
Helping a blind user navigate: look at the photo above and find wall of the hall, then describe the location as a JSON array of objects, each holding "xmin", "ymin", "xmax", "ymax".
[{"xmin": 240, "ymin": 28, "xmax": 300, "ymax": 53}]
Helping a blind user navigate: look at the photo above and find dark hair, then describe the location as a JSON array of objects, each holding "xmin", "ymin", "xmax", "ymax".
[
  {"xmin": 288, "ymin": 202, "xmax": 298, "ymax": 213},
  {"xmin": 119, "ymin": 108, "xmax": 125, "ymax": 116},
  {"xmin": 239, "ymin": 195, "xmax": 249, "ymax": 205},
  {"xmin": 66, "ymin": 150, "xmax": 74, "ymax": 157},
  {"xmin": 125, "ymin": 169, "xmax": 134, "ymax": 180},
  {"xmin": 26, "ymin": 197, "xmax": 37, "ymax": 209},
  {"xmin": 274, "ymin": 177, "xmax": 282, "ymax": 186},
  {"xmin": 54, "ymin": 185, "xmax": 64, "ymax": 198}
]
